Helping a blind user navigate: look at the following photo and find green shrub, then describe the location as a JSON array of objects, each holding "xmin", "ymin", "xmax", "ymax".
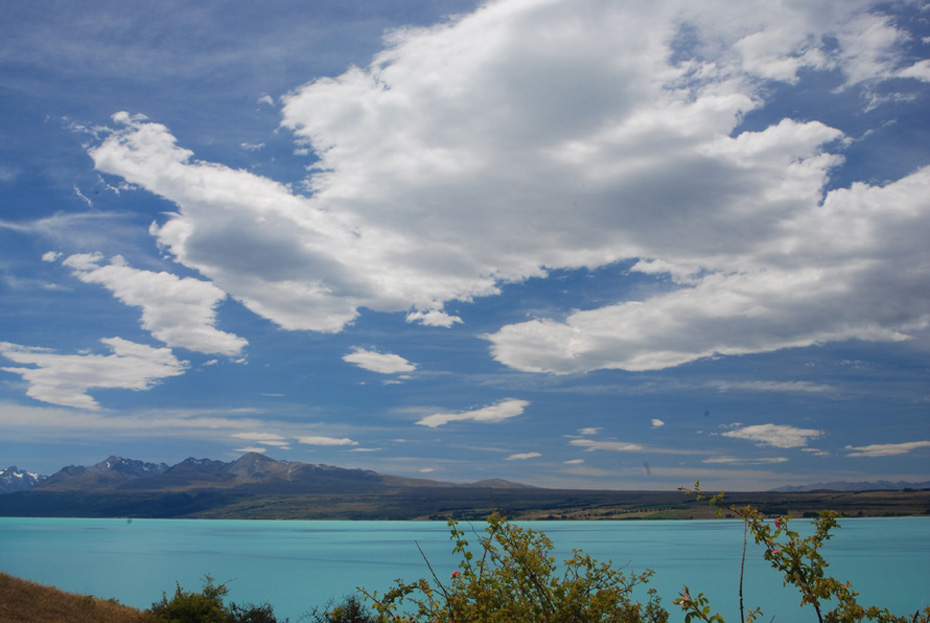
[
  {"xmin": 148, "ymin": 576, "xmax": 285, "ymax": 623},
  {"xmin": 306, "ymin": 595, "xmax": 378, "ymax": 623},
  {"xmin": 357, "ymin": 491, "xmax": 930, "ymax": 623},
  {"xmin": 675, "ymin": 483, "xmax": 930, "ymax": 623},
  {"xmin": 227, "ymin": 602, "xmax": 282, "ymax": 623},
  {"xmin": 362, "ymin": 512, "xmax": 668, "ymax": 622},
  {"xmin": 149, "ymin": 576, "xmax": 229, "ymax": 623}
]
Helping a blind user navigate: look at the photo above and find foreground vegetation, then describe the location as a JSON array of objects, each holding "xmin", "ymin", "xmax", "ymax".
[{"xmin": 2, "ymin": 485, "xmax": 927, "ymax": 623}]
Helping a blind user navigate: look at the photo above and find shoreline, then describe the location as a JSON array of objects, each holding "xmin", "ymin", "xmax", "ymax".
[{"xmin": 2, "ymin": 487, "xmax": 928, "ymax": 520}]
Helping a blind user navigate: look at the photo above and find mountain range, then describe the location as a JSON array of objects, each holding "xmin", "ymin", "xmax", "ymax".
[
  {"xmin": 4, "ymin": 455, "xmax": 930, "ymax": 496},
  {"xmin": 1, "ymin": 454, "xmax": 928, "ymax": 520},
  {"xmin": 0, "ymin": 466, "xmax": 47, "ymax": 494},
  {"xmin": 14, "ymin": 453, "xmax": 531, "ymax": 495}
]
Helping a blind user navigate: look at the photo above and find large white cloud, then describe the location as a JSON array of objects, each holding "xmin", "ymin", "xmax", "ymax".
[
  {"xmin": 487, "ymin": 165, "xmax": 930, "ymax": 372},
  {"xmin": 62, "ymin": 253, "xmax": 247, "ymax": 356},
  {"xmin": 87, "ymin": 0, "xmax": 929, "ymax": 373},
  {"xmin": 0, "ymin": 338, "xmax": 188, "ymax": 409},
  {"xmin": 89, "ymin": 112, "xmax": 500, "ymax": 333}
]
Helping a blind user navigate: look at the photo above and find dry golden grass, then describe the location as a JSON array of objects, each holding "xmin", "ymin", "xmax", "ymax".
[{"xmin": 0, "ymin": 571, "xmax": 151, "ymax": 623}]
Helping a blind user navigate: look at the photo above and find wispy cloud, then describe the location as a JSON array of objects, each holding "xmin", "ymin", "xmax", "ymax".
[
  {"xmin": 702, "ymin": 456, "xmax": 789, "ymax": 465},
  {"xmin": 72, "ymin": 185, "xmax": 93, "ymax": 208},
  {"xmin": 0, "ymin": 402, "xmax": 269, "ymax": 440},
  {"xmin": 845, "ymin": 441, "xmax": 930, "ymax": 457},
  {"xmin": 570, "ymin": 439, "xmax": 644, "ymax": 452},
  {"xmin": 416, "ymin": 398, "xmax": 529, "ymax": 428},
  {"xmin": 0, "ymin": 211, "xmax": 128, "ymax": 242},
  {"xmin": 297, "ymin": 436, "xmax": 359, "ymax": 447},
  {"xmin": 722, "ymin": 423, "xmax": 823, "ymax": 448},
  {"xmin": 231, "ymin": 432, "xmax": 291, "ymax": 449},
  {"xmin": 233, "ymin": 446, "xmax": 268, "ymax": 454},
  {"xmin": 505, "ymin": 452, "xmax": 541, "ymax": 460},
  {"xmin": 709, "ymin": 381, "xmax": 836, "ymax": 394},
  {"xmin": 0, "ymin": 164, "xmax": 20, "ymax": 183}
]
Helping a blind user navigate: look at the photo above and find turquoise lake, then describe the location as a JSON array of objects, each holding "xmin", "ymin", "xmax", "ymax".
[{"xmin": 1, "ymin": 517, "xmax": 927, "ymax": 621}]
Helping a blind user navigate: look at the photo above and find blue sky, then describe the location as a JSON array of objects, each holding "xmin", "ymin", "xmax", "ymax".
[{"xmin": 1, "ymin": 0, "xmax": 929, "ymax": 490}]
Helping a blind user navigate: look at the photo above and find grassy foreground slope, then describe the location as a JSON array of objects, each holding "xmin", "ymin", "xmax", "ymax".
[{"xmin": 0, "ymin": 571, "xmax": 148, "ymax": 623}]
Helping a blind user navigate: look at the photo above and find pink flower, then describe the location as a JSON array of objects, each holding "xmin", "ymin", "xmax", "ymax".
[
  {"xmin": 450, "ymin": 570, "xmax": 461, "ymax": 578},
  {"xmin": 771, "ymin": 547, "xmax": 781, "ymax": 555}
]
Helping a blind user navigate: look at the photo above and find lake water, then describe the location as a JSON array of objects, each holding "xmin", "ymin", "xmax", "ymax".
[{"xmin": 1, "ymin": 517, "xmax": 927, "ymax": 621}]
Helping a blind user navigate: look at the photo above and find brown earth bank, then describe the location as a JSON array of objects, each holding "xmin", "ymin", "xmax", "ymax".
[{"xmin": 0, "ymin": 571, "xmax": 149, "ymax": 623}]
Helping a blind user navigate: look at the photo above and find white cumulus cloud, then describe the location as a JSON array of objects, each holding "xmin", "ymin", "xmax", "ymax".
[
  {"xmin": 342, "ymin": 347, "xmax": 416, "ymax": 374},
  {"xmin": 85, "ymin": 0, "xmax": 930, "ymax": 376},
  {"xmin": 0, "ymin": 338, "xmax": 188, "ymax": 409},
  {"xmin": 62, "ymin": 253, "xmax": 247, "ymax": 356}
]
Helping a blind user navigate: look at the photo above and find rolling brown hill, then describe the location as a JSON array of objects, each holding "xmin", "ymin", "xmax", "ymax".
[{"xmin": 0, "ymin": 571, "xmax": 148, "ymax": 623}]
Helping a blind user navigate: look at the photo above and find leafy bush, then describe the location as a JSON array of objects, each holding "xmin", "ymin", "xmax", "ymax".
[
  {"xmin": 361, "ymin": 512, "xmax": 668, "ymax": 622},
  {"xmin": 306, "ymin": 595, "xmax": 378, "ymax": 623},
  {"xmin": 148, "ymin": 576, "xmax": 286, "ymax": 623},
  {"xmin": 149, "ymin": 576, "xmax": 229, "ymax": 623},
  {"xmin": 675, "ymin": 483, "xmax": 930, "ymax": 623},
  {"xmin": 227, "ymin": 602, "xmax": 282, "ymax": 623},
  {"xmin": 356, "ymin": 490, "xmax": 929, "ymax": 623}
]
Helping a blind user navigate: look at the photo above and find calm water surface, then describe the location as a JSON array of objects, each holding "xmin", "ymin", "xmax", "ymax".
[{"xmin": 1, "ymin": 517, "xmax": 927, "ymax": 622}]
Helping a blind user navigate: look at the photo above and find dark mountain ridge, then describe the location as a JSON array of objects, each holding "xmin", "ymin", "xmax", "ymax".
[
  {"xmin": 37, "ymin": 456, "xmax": 168, "ymax": 492},
  {"xmin": 30, "ymin": 452, "xmax": 531, "ymax": 495}
]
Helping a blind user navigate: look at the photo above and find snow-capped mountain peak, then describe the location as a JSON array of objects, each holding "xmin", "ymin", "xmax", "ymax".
[{"xmin": 0, "ymin": 466, "xmax": 47, "ymax": 493}]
